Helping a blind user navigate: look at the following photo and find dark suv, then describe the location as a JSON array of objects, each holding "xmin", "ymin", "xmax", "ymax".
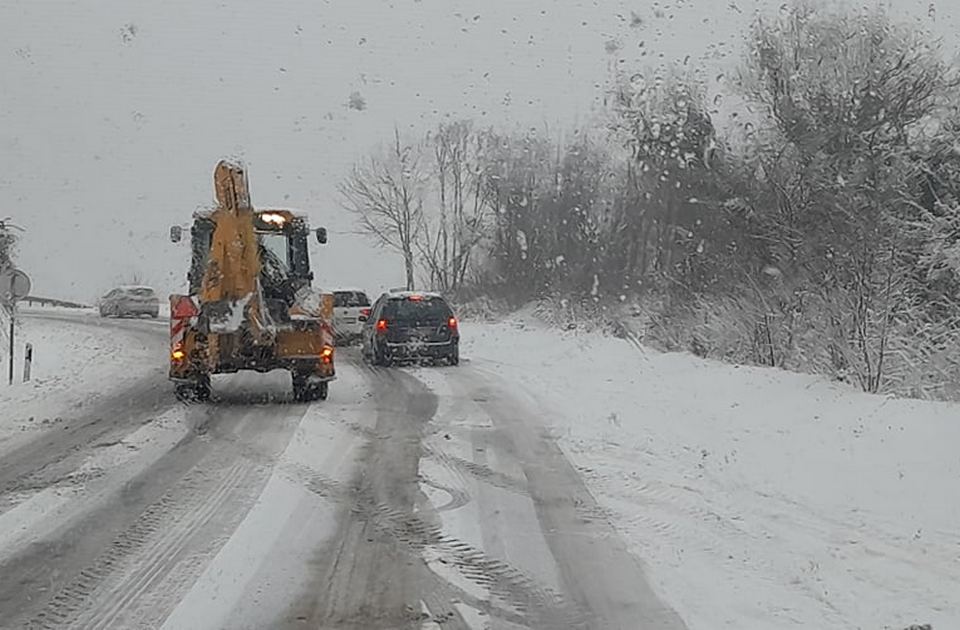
[{"xmin": 361, "ymin": 292, "xmax": 459, "ymax": 366}]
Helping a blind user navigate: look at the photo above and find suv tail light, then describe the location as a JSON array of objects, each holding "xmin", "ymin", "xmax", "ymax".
[
  {"xmin": 447, "ymin": 316, "xmax": 458, "ymax": 331},
  {"xmin": 376, "ymin": 319, "xmax": 388, "ymax": 334},
  {"xmin": 360, "ymin": 307, "xmax": 371, "ymax": 319}
]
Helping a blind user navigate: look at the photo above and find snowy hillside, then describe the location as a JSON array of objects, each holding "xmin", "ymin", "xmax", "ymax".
[{"xmin": 458, "ymin": 317, "xmax": 960, "ymax": 630}]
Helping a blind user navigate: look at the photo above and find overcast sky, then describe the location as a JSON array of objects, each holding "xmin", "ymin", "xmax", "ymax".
[{"xmin": 1, "ymin": 0, "xmax": 956, "ymax": 302}]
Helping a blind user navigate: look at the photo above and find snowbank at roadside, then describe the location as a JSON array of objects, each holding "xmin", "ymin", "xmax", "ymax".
[
  {"xmin": 461, "ymin": 317, "xmax": 960, "ymax": 630},
  {"xmin": 0, "ymin": 311, "xmax": 163, "ymax": 444}
]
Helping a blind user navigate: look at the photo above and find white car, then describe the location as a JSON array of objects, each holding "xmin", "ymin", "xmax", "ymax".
[
  {"xmin": 98, "ymin": 285, "xmax": 160, "ymax": 318},
  {"xmin": 332, "ymin": 289, "xmax": 371, "ymax": 344}
]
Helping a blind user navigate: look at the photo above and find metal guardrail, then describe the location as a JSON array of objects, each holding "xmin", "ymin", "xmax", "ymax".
[{"xmin": 20, "ymin": 295, "xmax": 91, "ymax": 309}]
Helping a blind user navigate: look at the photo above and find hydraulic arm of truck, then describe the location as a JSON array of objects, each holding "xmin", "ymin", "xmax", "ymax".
[{"xmin": 199, "ymin": 160, "xmax": 272, "ymax": 345}]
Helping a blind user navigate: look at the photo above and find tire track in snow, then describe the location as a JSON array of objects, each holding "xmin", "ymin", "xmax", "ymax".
[
  {"xmin": 77, "ymin": 461, "xmax": 251, "ymax": 630},
  {"xmin": 419, "ymin": 475, "xmax": 471, "ymax": 513},
  {"xmin": 0, "ymin": 375, "xmax": 176, "ymax": 515},
  {"xmin": 279, "ymin": 360, "xmax": 587, "ymax": 629},
  {"xmin": 328, "ymin": 356, "xmax": 532, "ymax": 505},
  {"xmin": 279, "ymin": 365, "xmax": 457, "ymax": 629},
  {"xmin": 0, "ymin": 375, "xmax": 307, "ymax": 630},
  {"xmin": 28, "ymin": 460, "xmax": 250, "ymax": 630},
  {"xmin": 0, "ymin": 312, "xmax": 175, "ymax": 520},
  {"xmin": 451, "ymin": 366, "xmax": 690, "ymax": 630},
  {"xmin": 283, "ymin": 464, "xmax": 588, "ymax": 630}
]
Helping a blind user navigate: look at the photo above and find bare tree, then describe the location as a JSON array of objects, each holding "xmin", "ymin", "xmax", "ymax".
[
  {"xmin": 340, "ymin": 129, "xmax": 426, "ymax": 290},
  {"xmin": 736, "ymin": 0, "xmax": 958, "ymax": 391},
  {"xmin": 418, "ymin": 121, "xmax": 489, "ymax": 292}
]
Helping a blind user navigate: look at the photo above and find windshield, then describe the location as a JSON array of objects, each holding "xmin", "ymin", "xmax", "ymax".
[
  {"xmin": 334, "ymin": 291, "xmax": 370, "ymax": 307},
  {"xmin": 258, "ymin": 232, "xmax": 290, "ymax": 284},
  {"xmin": 382, "ymin": 298, "xmax": 451, "ymax": 322},
  {"xmin": 5, "ymin": 2, "xmax": 959, "ymax": 630}
]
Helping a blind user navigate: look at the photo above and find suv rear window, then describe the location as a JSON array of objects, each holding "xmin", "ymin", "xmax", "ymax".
[
  {"xmin": 334, "ymin": 291, "xmax": 370, "ymax": 307},
  {"xmin": 382, "ymin": 297, "xmax": 452, "ymax": 322}
]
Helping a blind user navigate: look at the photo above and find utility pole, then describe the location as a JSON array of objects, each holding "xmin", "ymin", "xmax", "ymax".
[
  {"xmin": 6, "ymin": 274, "xmax": 12, "ymax": 385},
  {"xmin": 1, "ymin": 219, "xmax": 11, "ymax": 385}
]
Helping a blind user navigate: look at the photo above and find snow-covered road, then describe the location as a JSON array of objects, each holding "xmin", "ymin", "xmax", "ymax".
[
  {"xmin": 0, "ymin": 310, "xmax": 688, "ymax": 630},
  {"xmin": 0, "ymin": 309, "xmax": 955, "ymax": 629}
]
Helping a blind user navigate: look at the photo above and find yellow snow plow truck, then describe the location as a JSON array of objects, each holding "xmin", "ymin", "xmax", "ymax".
[{"xmin": 168, "ymin": 160, "xmax": 335, "ymax": 402}]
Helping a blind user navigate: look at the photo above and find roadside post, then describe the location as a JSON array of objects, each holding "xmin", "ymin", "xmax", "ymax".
[{"xmin": 23, "ymin": 342, "xmax": 32, "ymax": 382}]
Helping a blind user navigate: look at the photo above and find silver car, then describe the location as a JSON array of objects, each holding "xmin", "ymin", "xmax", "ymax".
[
  {"xmin": 332, "ymin": 289, "xmax": 371, "ymax": 344},
  {"xmin": 99, "ymin": 285, "xmax": 160, "ymax": 318}
]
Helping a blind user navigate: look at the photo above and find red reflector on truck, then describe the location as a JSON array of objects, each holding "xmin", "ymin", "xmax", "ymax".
[{"xmin": 171, "ymin": 296, "xmax": 199, "ymax": 319}]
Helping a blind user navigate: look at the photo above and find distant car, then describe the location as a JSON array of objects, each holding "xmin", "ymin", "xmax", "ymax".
[
  {"xmin": 332, "ymin": 289, "xmax": 372, "ymax": 345},
  {"xmin": 361, "ymin": 291, "xmax": 459, "ymax": 366},
  {"xmin": 98, "ymin": 285, "xmax": 160, "ymax": 318}
]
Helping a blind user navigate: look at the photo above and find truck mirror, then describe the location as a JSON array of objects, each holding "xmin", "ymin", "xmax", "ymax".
[
  {"xmin": 170, "ymin": 226, "xmax": 183, "ymax": 243},
  {"xmin": 316, "ymin": 227, "xmax": 328, "ymax": 244}
]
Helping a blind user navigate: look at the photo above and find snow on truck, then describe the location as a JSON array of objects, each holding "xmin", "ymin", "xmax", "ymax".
[{"xmin": 167, "ymin": 160, "xmax": 335, "ymax": 402}]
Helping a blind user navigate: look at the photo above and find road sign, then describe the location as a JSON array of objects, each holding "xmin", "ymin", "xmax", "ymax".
[{"xmin": 0, "ymin": 269, "xmax": 31, "ymax": 303}]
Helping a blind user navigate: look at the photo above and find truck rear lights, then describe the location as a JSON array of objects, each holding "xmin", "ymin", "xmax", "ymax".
[{"xmin": 376, "ymin": 319, "xmax": 388, "ymax": 333}]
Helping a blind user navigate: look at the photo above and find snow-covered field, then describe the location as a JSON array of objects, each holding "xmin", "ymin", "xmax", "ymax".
[
  {"xmin": 460, "ymin": 315, "xmax": 960, "ymax": 630},
  {"xmin": 0, "ymin": 308, "xmax": 163, "ymax": 444}
]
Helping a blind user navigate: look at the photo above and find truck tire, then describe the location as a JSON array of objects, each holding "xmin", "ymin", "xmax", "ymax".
[
  {"xmin": 292, "ymin": 374, "xmax": 328, "ymax": 402},
  {"xmin": 292, "ymin": 373, "xmax": 308, "ymax": 402},
  {"xmin": 194, "ymin": 374, "xmax": 212, "ymax": 401},
  {"xmin": 175, "ymin": 373, "xmax": 211, "ymax": 402},
  {"xmin": 174, "ymin": 384, "xmax": 193, "ymax": 401}
]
